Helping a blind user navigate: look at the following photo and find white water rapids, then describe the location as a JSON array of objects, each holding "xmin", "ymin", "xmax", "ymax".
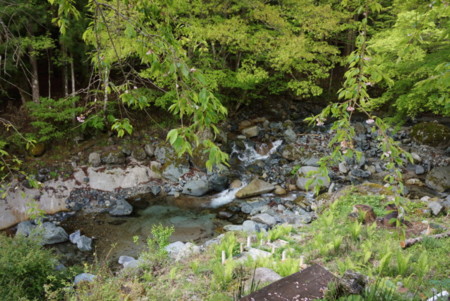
[{"xmin": 209, "ymin": 140, "xmax": 283, "ymax": 208}]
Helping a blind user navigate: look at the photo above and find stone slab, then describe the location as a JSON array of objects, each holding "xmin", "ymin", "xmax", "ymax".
[{"xmin": 240, "ymin": 264, "xmax": 337, "ymax": 301}]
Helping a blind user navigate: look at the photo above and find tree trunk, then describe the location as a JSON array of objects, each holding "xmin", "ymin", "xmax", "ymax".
[
  {"xmin": 103, "ymin": 67, "xmax": 109, "ymax": 113},
  {"xmin": 62, "ymin": 45, "xmax": 69, "ymax": 97},
  {"xmin": 70, "ymin": 53, "xmax": 75, "ymax": 95},
  {"xmin": 47, "ymin": 49, "xmax": 52, "ymax": 98},
  {"xmin": 29, "ymin": 51, "xmax": 40, "ymax": 103}
]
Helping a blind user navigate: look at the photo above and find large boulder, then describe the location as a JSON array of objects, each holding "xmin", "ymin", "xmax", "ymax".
[
  {"xmin": 411, "ymin": 122, "xmax": 450, "ymax": 147},
  {"xmin": 426, "ymin": 166, "xmax": 450, "ymax": 192},
  {"xmin": 182, "ymin": 180, "xmax": 210, "ymax": 196},
  {"xmin": 236, "ymin": 179, "xmax": 275, "ymax": 198},
  {"xmin": 296, "ymin": 166, "xmax": 329, "ymax": 191}
]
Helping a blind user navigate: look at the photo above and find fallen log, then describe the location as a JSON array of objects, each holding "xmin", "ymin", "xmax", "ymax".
[{"xmin": 400, "ymin": 231, "xmax": 450, "ymax": 249}]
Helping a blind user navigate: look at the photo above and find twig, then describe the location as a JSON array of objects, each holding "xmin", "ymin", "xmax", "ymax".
[{"xmin": 400, "ymin": 231, "xmax": 450, "ymax": 249}]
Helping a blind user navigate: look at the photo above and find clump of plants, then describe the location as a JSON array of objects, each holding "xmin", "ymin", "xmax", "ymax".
[{"xmin": 0, "ymin": 234, "xmax": 66, "ymax": 300}]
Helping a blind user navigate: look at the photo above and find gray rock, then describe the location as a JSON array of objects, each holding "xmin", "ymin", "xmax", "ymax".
[
  {"xmin": 339, "ymin": 162, "xmax": 349, "ymax": 174},
  {"xmin": 242, "ymin": 126, "xmax": 259, "ymax": 138},
  {"xmin": 283, "ymin": 128, "xmax": 297, "ymax": 143},
  {"xmin": 223, "ymin": 224, "xmax": 244, "ymax": 231},
  {"xmin": 241, "ymin": 203, "xmax": 253, "ymax": 214},
  {"xmin": 119, "ymin": 255, "xmax": 136, "ymax": 265},
  {"xmin": 88, "ymin": 152, "xmax": 102, "ymax": 167},
  {"xmin": 109, "ymin": 198, "xmax": 133, "ymax": 216},
  {"xmin": 415, "ymin": 165, "xmax": 425, "ymax": 175},
  {"xmin": 16, "ymin": 221, "xmax": 34, "ymax": 237},
  {"xmin": 123, "ymin": 259, "xmax": 140, "ymax": 269},
  {"xmin": 426, "ymin": 166, "xmax": 450, "ymax": 192},
  {"xmin": 443, "ymin": 198, "xmax": 450, "ymax": 210},
  {"xmin": 74, "ymin": 273, "xmax": 96, "ymax": 285},
  {"xmin": 182, "ymin": 180, "xmax": 210, "ymax": 196},
  {"xmin": 428, "ymin": 201, "xmax": 444, "ymax": 216},
  {"xmin": 203, "ymin": 234, "xmax": 224, "ymax": 248},
  {"xmin": 41, "ymin": 222, "xmax": 69, "ymax": 245},
  {"xmin": 302, "ymin": 157, "xmax": 320, "ymax": 167},
  {"xmin": 411, "ymin": 152, "xmax": 422, "ymax": 163},
  {"xmin": 132, "ymin": 148, "xmax": 147, "ymax": 161},
  {"xmin": 154, "ymin": 146, "xmax": 172, "ymax": 163},
  {"xmin": 296, "ymin": 166, "xmax": 330, "ymax": 191},
  {"xmin": 209, "ymin": 174, "xmax": 229, "ymax": 192},
  {"xmin": 101, "ymin": 151, "xmax": 126, "ymax": 165},
  {"xmin": 165, "ymin": 241, "xmax": 200, "ymax": 261},
  {"xmin": 69, "ymin": 230, "xmax": 81, "ymax": 244},
  {"xmin": 281, "ymin": 144, "xmax": 303, "ymax": 161},
  {"xmin": 251, "ymin": 213, "xmax": 277, "ymax": 226},
  {"xmin": 350, "ymin": 169, "xmax": 371, "ymax": 178},
  {"xmin": 247, "ymin": 267, "xmax": 282, "ymax": 289},
  {"xmin": 77, "ymin": 235, "xmax": 93, "ymax": 251},
  {"xmin": 144, "ymin": 144, "xmax": 155, "ymax": 157},
  {"xmin": 236, "ymin": 179, "xmax": 275, "ymax": 198},
  {"xmin": 238, "ymin": 248, "xmax": 271, "ymax": 262},
  {"xmin": 150, "ymin": 185, "xmax": 161, "ymax": 196},
  {"xmin": 340, "ymin": 270, "xmax": 368, "ymax": 295},
  {"xmin": 242, "ymin": 220, "xmax": 264, "ymax": 233},
  {"xmin": 162, "ymin": 164, "xmax": 189, "ymax": 182},
  {"xmin": 118, "ymin": 256, "xmax": 140, "ymax": 269}
]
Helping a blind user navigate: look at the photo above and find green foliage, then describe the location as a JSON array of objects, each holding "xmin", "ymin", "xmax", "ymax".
[
  {"xmin": 267, "ymin": 224, "xmax": 293, "ymax": 242},
  {"xmin": 26, "ymin": 96, "xmax": 84, "ymax": 143},
  {"xmin": 144, "ymin": 224, "xmax": 175, "ymax": 259},
  {"xmin": 215, "ymin": 232, "xmax": 239, "ymax": 260},
  {"xmin": 306, "ymin": 1, "xmax": 414, "ymax": 193},
  {"xmin": 0, "ymin": 234, "xmax": 59, "ymax": 300},
  {"xmin": 368, "ymin": 1, "xmax": 450, "ymax": 117}
]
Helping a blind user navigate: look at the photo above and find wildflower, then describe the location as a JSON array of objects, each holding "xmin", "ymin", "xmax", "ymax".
[
  {"xmin": 366, "ymin": 119, "xmax": 375, "ymax": 125},
  {"xmin": 383, "ymin": 151, "xmax": 392, "ymax": 157},
  {"xmin": 133, "ymin": 86, "xmax": 138, "ymax": 90},
  {"xmin": 365, "ymin": 82, "xmax": 373, "ymax": 86},
  {"xmin": 190, "ymin": 67, "xmax": 197, "ymax": 72},
  {"xmin": 146, "ymin": 49, "xmax": 153, "ymax": 55},
  {"xmin": 76, "ymin": 115, "xmax": 85, "ymax": 123},
  {"xmin": 347, "ymin": 106, "xmax": 355, "ymax": 112},
  {"xmin": 340, "ymin": 140, "xmax": 348, "ymax": 148},
  {"xmin": 316, "ymin": 120, "xmax": 324, "ymax": 126},
  {"xmin": 125, "ymin": 90, "xmax": 129, "ymax": 94}
]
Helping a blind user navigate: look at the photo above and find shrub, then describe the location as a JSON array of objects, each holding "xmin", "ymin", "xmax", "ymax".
[{"xmin": 0, "ymin": 234, "xmax": 58, "ymax": 300}]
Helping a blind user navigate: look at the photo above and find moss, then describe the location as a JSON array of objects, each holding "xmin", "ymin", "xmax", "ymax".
[{"xmin": 411, "ymin": 122, "xmax": 450, "ymax": 147}]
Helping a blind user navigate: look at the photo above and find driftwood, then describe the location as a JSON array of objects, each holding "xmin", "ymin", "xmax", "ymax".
[{"xmin": 400, "ymin": 231, "xmax": 450, "ymax": 249}]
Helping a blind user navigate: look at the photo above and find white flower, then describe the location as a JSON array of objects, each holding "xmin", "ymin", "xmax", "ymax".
[{"xmin": 366, "ymin": 119, "xmax": 375, "ymax": 124}]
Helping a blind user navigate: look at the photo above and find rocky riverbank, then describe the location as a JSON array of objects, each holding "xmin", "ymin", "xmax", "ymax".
[{"xmin": 1, "ymin": 113, "xmax": 449, "ymax": 267}]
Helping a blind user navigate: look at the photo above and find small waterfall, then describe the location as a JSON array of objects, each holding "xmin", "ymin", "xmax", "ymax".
[
  {"xmin": 231, "ymin": 140, "xmax": 283, "ymax": 166},
  {"xmin": 209, "ymin": 183, "xmax": 246, "ymax": 208},
  {"xmin": 210, "ymin": 140, "xmax": 282, "ymax": 208}
]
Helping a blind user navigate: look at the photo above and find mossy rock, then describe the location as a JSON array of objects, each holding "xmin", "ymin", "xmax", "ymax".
[
  {"xmin": 29, "ymin": 143, "xmax": 46, "ymax": 157},
  {"xmin": 410, "ymin": 122, "xmax": 450, "ymax": 147}
]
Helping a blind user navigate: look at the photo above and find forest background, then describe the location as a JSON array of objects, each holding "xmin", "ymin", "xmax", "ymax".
[{"xmin": 0, "ymin": 0, "xmax": 449, "ymax": 177}]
